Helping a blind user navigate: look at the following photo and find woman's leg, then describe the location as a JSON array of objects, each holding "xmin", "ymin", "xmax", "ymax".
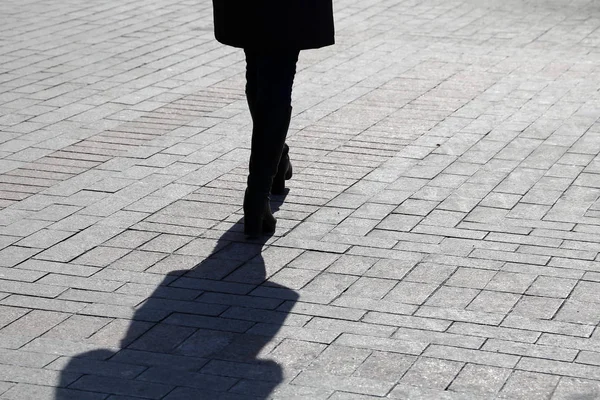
[
  {"xmin": 243, "ymin": 48, "xmax": 299, "ymax": 237},
  {"xmin": 245, "ymin": 50, "xmax": 258, "ymax": 123},
  {"xmin": 245, "ymin": 48, "xmax": 298, "ymax": 194}
]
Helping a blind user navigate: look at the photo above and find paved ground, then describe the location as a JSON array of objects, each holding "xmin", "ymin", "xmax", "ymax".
[{"xmin": 1, "ymin": 0, "xmax": 600, "ymax": 399}]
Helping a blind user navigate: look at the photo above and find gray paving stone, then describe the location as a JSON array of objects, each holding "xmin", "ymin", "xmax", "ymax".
[
  {"xmin": 169, "ymin": 277, "xmax": 254, "ymax": 295},
  {"xmin": 326, "ymin": 255, "xmax": 378, "ymax": 276},
  {"xmin": 424, "ymin": 345, "xmax": 520, "ymax": 369},
  {"xmin": 296, "ymin": 273, "xmax": 358, "ymax": 304},
  {"xmin": 102, "ymin": 230, "xmax": 160, "ymax": 250},
  {"xmin": 425, "ymin": 286, "xmax": 479, "ymax": 309},
  {"xmin": 341, "ymin": 277, "xmax": 397, "ymax": 300},
  {"xmin": 86, "ymin": 319, "xmax": 153, "ymax": 348},
  {"xmin": 16, "ymin": 259, "xmax": 100, "ymax": 277},
  {"xmin": 128, "ymin": 324, "xmax": 197, "ymax": 354},
  {"xmin": 0, "ymin": 348, "xmax": 58, "ymax": 368},
  {"xmin": 0, "ymin": 267, "xmax": 46, "ymax": 283},
  {"xmin": 502, "ymin": 315, "xmax": 594, "ymax": 338},
  {"xmin": 405, "ymin": 263, "xmax": 455, "ymax": 285},
  {"xmin": 46, "ymin": 356, "xmax": 146, "ymax": 379},
  {"xmin": 138, "ymin": 366, "xmax": 238, "ymax": 391},
  {"xmin": 570, "ymin": 281, "xmax": 600, "ymax": 303},
  {"xmin": 0, "ymin": 364, "xmax": 78, "ymax": 388},
  {"xmin": 449, "ymin": 322, "xmax": 540, "ymax": 344},
  {"xmin": 37, "ymin": 274, "xmax": 124, "ymax": 292},
  {"xmin": 483, "ymin": 339, "xmax": 578, "ymax": 363},
  {"xmin": 353, "ymin": 352, "xmax": 414, "ymax": 384},
  {"xmin": 449, "ymin": 364, "xmax": 511, "ymax": 395},
  {"xmin": 0, "ymin": 305, "xmax": 30, "ymax": 327},
  {"xmin": 272, "ymin": 236, "xmax": 350, "ymax": 254},
  {"xmin": 267, "ymin": 338, "xmax": 326, "ymax": 371},
  {"xmin": 364, "ymin": 310, "xmax": 451, "ymax": 332},
  {"xmin": 0, "ymin": 383, "xmax": 106, "ymax": 400},
  {"xmin": 0, "ymin": 246, "xmax": 41, "ymax": 267},
  {"xmin": 383, "ymin": 281, "xmax": 438, "ymax": 305},
  {"xmin": 502, "ymin": 262, "xmax": 584, "ymax": 280},
  {"xmin": 292, "ymin": 370, "xmax": 394, "ymax": 396},
  {"xmin": 197, "ymin": 292, "xmax": 281, "ymax": 310},
  {"xmin": 484, "ymin": 271, "xmax": 537, "ymax": 294},
  {"xmin": 42, "ymin": 315, "xmax": 111, "ymax": 341},
  {"xmin": 555, "ymin": 300, "xmax": 600, "ymax": 325},
  {"xmin": 15, "ymin": 229, "xmax": 74, "ymax": 249},
  {"xmin": 221, "ymin": 306, "xmax": 309, "ymax": 326},
  {"xmin": 398, "ymin": 357, "xmax": 463, "ymax": 390},
  {"xmin": 363, "ymin": 258, "xmax": 415, "ymax": 280},
  {"xmin": 306, "ymin": 345, "xmax": 371, "ymax": 376},
  {"xmin": 36, "ymin": 225, "xmax": 123, "ymax": 262},
  {"xmin": 72, "ymin": 246, "xmax": 130, "ymax": 268},
  {"xmin": 331, "ymin": 296, "xmax": 417, "ymax": 316},
  {"xmin": 286, "ymin": 251, "xmax": 339, "ymax": 271},
  {"xmin": 538, "ymin": 333, "xmax": 600, "ymax": 354},
  {"xmin": 266, "ymin": 268, "xmax": 321, "ymax": 290},
  {"xmin": 376, "ymin": 214, "xmax": 423, "ymax": 232},
  {"xmin": 333, "ymin": 333, "xmax": 426, "ymax": 356},
  {"xmin": 517, "ymin": 357, "xmax": 600, "ymax": 382},
  {"xmin": 471, "ymin": 248, "xmax": 551, "ymax": 266},
  {"xmin": 163, "ymin": 313, "xmax": 254, "ymax": 333},
  {"xmin": 575, "ymin": 351, "xmax": 600, "ymax": 367},
  {"xmin": 417, "ymin": 305, "xmax": 505, "ymax": 326},
  {"xmin": 389, "ymin": 383, "xmax": 488, "ymax": 399},
  {"xmin": 58, "ymin": 288, "xmax": 144, "ymax": 307},
  {"xmin": 144, "ymin": 254, "xmax": 201, "ymax": 274},
  {"xmin": 511, "ymin": 296, "xmax": 564, "ymax": 319},
  {"xmin": 247, "ymin": 324, "xmax": 338, "ymax": 344},
  {"xmin": 279, "ymin": 301, "xmax": 365, "ymax": 322},
  {"xmin": 393, "ymin": 326, "xmax": 484, "ymax": 349},
  {"xmin": 497, "ymin": 371, "xmax": 560, "ymax": 400},
  {"xmin": 551, "ymin": 377, "xmax": 600, "ymax": 400},
  {"xmin": 0, "ymin": 281, "xmax": 66, "ymax": 298},
  {"xmin": 69, "ymin": 374, "xmax": 172, "ymax": 399},
  {"xmin": 446, "ymin": 267, "xmax": 496, "ymax": 289},
  {"xmin": 75, "ymin": 302, "xmax": 168, "ymax": 322},
  {"xmin": 109, "ymin": 349, "xmax": 208, "ymax": 371},
  {"xmin": 526, "ymin": 276, "xmax": 578, "ymax": 298}
]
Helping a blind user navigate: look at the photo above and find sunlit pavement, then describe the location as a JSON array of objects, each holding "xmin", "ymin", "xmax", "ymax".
[{"xmin": 1, "ymin": 0, "xmax": 600, "ymax": 398}]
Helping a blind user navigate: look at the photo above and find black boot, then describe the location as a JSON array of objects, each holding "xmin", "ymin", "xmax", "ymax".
[
  {"xmin": 249, "ymin": 100, "xmax": 292, "ymax": 196},
  {"xmin": 244, "ymin": 105, "xmax": 289, "ymax": 238}
]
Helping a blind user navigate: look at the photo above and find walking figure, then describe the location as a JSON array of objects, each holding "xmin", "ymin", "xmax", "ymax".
[{"xmin": 212, "ymin": 0, "xmax": 335, "ymax": 238}]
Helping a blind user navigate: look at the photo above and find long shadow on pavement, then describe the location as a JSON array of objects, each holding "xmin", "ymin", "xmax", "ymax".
[{"xmin": 55, "ymin": 197, "xmax": 297, "ymax": 400}]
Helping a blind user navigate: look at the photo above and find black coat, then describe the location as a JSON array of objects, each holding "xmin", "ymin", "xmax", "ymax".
[{"xmin": 213, "ymin": 0, "xmax": 334, "ymax": 50}]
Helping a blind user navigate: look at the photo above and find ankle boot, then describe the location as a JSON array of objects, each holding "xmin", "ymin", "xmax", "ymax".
[{"xmin": 243, "ymin": 189, "xmax": 276, "ymax": 238}]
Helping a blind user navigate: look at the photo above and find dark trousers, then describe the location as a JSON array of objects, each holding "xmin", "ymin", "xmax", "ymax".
[{"xmin": 244, "ymin": 49, "xmax": 299, "ymax": 194}]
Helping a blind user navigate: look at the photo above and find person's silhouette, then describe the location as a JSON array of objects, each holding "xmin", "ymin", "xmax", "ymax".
[
  {"xmin": 55, "ymin": 199, "xmax": 298, "ymax": 399},
  {"xmin": 213, "ymin": 0, "xmax": 334, "ymax": 239}
]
